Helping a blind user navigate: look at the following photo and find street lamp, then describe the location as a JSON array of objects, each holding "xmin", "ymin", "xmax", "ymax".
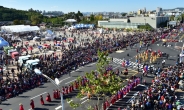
[
  {"xmin": 144, "ymin": 19, "xmax": 146, "ymax": 25},
  {"xmin": 34, "ymin": 69, "xmax": 64, "ymax": 110}
]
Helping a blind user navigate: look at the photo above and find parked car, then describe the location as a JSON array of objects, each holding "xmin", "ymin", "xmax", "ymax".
[{"xmin": 33, "ymin": 36, "xmax": 41, "ymax": 41}]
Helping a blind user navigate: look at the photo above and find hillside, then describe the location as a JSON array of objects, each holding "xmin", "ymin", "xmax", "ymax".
[{"xmin": 0, "ymin": 6, "xmax": 41, "ymax": 21}]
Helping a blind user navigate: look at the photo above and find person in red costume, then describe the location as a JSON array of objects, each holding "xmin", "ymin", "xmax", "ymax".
[
  {"xmin": 58, "ymin": 90, "xmax": 61, "ymax": 98},
  {"xmin": 105, "ymin": 101, "xmax": 110, "ymax": 108},
  {"xmin": 19, "ymin": 103, "xmax": 24, "ymax": 110},
  {"xmin": 94, "ymin": 105, "xmax": 98, "ymax": 110},
  {"xmin": 65, "ymin": 86, "xmax": 68, "ymax": 94},
  {"xmin": 68, "ymin": 85, "xmax": 72, "ymax": 93},
  {"xmin": 55, "ymin": 89, "xmax": 58, "ymax": 99},
  {"xmin": 30, "ymin": 99, "xmax": 35, "ymax": 110},
  {"xmin": 118, "ymin": 107, "xmax": 121, "ymax": 110},
  {"xmin": 40, "ymin": 95, "xmax": 44, "ymax": 105},
  {"xmin": 46, "ymin": 93, "xmax": 51, "ymax": 102},
  {"xmin": 53, "ymin": 89, "xmax": 56, "ymax": 99},
  {"xmin": 62, "ymin": 86, "xmax": 65, "ymax": 95},
  {"xmin": 103, "ymin": 102, "xmax": 106, "ymax": 110}
]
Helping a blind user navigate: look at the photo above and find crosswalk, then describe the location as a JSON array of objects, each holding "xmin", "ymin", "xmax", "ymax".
[{"xmin": 112, "ymin": 58, "xmax": 155, "ymax": 71}]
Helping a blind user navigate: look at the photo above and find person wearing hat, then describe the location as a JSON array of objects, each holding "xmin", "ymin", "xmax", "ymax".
[
  {"xmin": 46, "ymin": 93, "xmax": 51, "ymax": 102},
  {"xmin": 19, "ymin": 103, "xmax": 24, "ymax": 110},
  {"xmin": 30, "ymin": 99, "xmax": 35, "ymax": 110},
  {"xmin": 40, "ymin": 95, "xmax": 44, "ymax": 105},
  {"xmin": 53, "ymin": 89, "xmax": 56, "ymax": 99}
]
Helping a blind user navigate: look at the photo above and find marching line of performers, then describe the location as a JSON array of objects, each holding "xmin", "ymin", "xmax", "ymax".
[
  {"xmin": 17, "ymin": 77, "xmax": 140, "ymax": 110},
  {"xmin": 135, "ymin": 49, "xmax": 163, "ymax": 64},
  {"xmin": 97, "ymin": 78, "xmax": 140, "ymax": 110}
]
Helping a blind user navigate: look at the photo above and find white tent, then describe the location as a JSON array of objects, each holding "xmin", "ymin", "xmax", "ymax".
[
  {"xmin": 65, "ymin": 19, "xmax": 77, "ymax": 23},
  {"xmin": 1, "ymin": 25, "xmax": 40, "ymax": 33}
]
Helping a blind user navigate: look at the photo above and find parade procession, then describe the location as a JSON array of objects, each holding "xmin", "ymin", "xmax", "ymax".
[{"xmin": 0, "ymin": 6, "xmax": 184, "ymax": 110}]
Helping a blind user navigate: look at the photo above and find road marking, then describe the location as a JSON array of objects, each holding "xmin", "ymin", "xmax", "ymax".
[
  {"xmin": 30, "ymin": 92, "xmax": 47, "ymax": 99},
  {"xmin": 55, "ymin": 105, "xmax": 62, "ymax": 110},
  {"xmin": 116, "ymin": 50, "xmax": 124, "ymax": 53},
  {"xmin": 87, "ymin": 63, "xmax": 95, "ymax": 66},
  {"xmin": 65, "ymin": 79, "xmax": 76, "ymax": 85},
  {"xmin": 80, "ymin": 96, "xmax": 87, "ymax": 100},
  {"xmin": 113, "ymin": 66, "xmax": 119, "ymax": 69},
  {"xmin": 81, "ymin": 99, "xmax": 89, "ymax": 104},
  {"xmin": 59, "ymin": 77, "xmax": 71, "ymax": 83},
  {"xmin": 126, "ymin": 91, "xmax": 139, "ymax": 103},
  {"xmin": 138, "ymin": 84, "xmax": 147, "ymax": 87},
  {"xmin": 67, "ymin": 99, "xmax": 73, "ymax": 103}
]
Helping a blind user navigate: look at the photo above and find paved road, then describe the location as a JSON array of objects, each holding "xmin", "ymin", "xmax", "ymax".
[{"xmin": 1, "ymin": 35, "xmax": 182, "ymax": 110}]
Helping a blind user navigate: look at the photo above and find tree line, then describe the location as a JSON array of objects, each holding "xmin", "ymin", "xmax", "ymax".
[{"xmin": 0, "ymin": 6, "xmax": 103, "ymax": 26}]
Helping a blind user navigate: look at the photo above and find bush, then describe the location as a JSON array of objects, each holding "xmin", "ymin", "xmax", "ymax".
[{"xmin": 138, "ymin": 24, "xmax": 153, "ymax": 31}]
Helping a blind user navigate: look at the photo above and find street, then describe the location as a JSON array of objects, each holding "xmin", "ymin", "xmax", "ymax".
[{"xmin": 1, "ymin": 34, "xmax": 183, "ymax": 110}]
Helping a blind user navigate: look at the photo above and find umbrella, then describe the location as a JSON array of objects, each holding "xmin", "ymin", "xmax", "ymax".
[
  {"xmin": 43, "ymin": 44, "xmax": 50, "ymax": 48},
  {"xmin": 34, "ymin": 68, "xmax": 42, "ymax": 74},
  {"xmin": 21, "ymin": 48, "xmax": 27, "ymax": 52},
  {"xmin": 38, "ymin": 45, "xmax": 42, "ymax": 49},
  {"xmin": 28, "ymin": 46, "xmax": 33, "ymax": 50},
  {"xmin": 13, "ymin": 44, "xmax": 17, "ymax": 47},
  {"xmin": 25, "ymin": 41, "xmax": 29, "ymax": 45},
  {"xmin": 56, "ymin": 44, "xmax": 61, "ymax": 46}
]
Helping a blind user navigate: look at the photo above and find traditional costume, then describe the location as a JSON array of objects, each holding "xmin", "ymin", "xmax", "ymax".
[
  {"xmin": 53, "ymin": 89, "xmax": 56, "ymax": 99},
  {"xmin": 19, "ymin": 103, "xmax": 24, "ymax": 110},
  {"xmin": 40, "ymin": 95, "xmax": 44, "ymax": 105},
  {"xmin": 46, "ymin": 93, "xmax": 51, "ymax": 102},
  {"xmin": 30, "ymin": 99, "xmax": 35, "ymax": 109},
  {"xmin": 55, "ymin": 90, "xmax": 59, "ymax": 98}
]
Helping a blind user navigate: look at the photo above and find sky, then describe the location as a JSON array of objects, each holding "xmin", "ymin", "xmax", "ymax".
[{"xmin": 0, "ymin": 0, "xmax": 184, "ymax": 13}]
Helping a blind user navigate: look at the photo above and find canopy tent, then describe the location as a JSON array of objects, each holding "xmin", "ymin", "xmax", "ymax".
[
  {"xmin": 0, "ymin": 37, "xmax": 9, "ymax": 47},
  {"xmin": 1, "ymin": 25, "xmax": 40, "ymax": 33},
  {"xmin": 168, "ymin": 21, "xmax": 177, "ymax": 26},
  {"xmin": 65, "ymin": 19, "xmax": 77, "ymax": 23},
  {"xmin": 46, "ymin": 30, "xmax": 53, "ymax": 35},
  {"xmin": 69, "ymin": 24, "xmax": 95, "ymax": 29}
]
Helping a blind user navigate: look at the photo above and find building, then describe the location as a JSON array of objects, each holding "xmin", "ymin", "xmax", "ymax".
[
  {"xmin": 98, "ymin": 19, "xmax": 145, "ymax": 29},
  {"xmin": 144, "ymin": 7, "xmax": 146, "ymax": 13},
  {"xmin": 156, "ymin": 7, "xmax": 162, "ymax": 12},
  {"xmin": 137, "ymin": 9, "xmax": 142, "ymax": 15},
  {"xmin": 129, "ymin": 16, "xmax": 169, "ymax": 28},
  {"xmin": 98, "ymin": 16, "xmax": 169, "ymax": 29}
]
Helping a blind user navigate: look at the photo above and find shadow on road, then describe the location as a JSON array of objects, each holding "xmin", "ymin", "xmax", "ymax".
[
  {"xmin": 34, "ymin": 108, "xmax": 49, "ymax": 110},
  {"xmin": 86, "ymin": 66, "xmax": 92, "ymax": 67},
  {"xmin": 39, "ymin": 86, "xmax": 47, "ymax": 88},
  {"xmin": 17, "ymin": 96, "xmax": 30, "ymax": 98},
  {"xmin": 1, "ymin": 103, "xmax": 11, "ymax": 105},
  {"xmin": 50, "ymin": 100, "xmax": 61, "ymax": 103},
  {"xmin": 44, "ymin": 103, "xmax": 57, "ymax": 106},
  {"xmin": 63, "ymin": 90, "xmax": 79, "ymax": 99}
]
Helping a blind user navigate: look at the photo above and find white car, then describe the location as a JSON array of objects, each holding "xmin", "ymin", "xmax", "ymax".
[{"xmin": 33, "ymin": 36, "xmax": 41, "ymax": 41}]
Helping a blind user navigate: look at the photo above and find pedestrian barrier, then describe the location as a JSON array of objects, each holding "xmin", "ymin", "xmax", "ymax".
[
  {"xmin": 101, "ymin": 78, "xmax": 141, "ymax": 110},
  {"xmin": 112, "ymin": 58, "xmax": 155, "ymax": 70}
]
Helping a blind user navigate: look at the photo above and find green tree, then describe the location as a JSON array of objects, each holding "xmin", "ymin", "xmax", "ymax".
[
  {"xmin": 181, "ymin": 14, "xmax": 184, "ymax": 22},
  {"xmin": 122, "ymin": 13, "xmax": 127, "ymax": 17},
  {"xmin": 31, "ymin": 15, "xmax": 41, "ymax": 25},
  {"xmin": 90, "ymin": 14, "xmax": 95, "ymax": 21},
  {"xmin": 20, "ymin": 20, "xmax": 26, "ymax": 24},
  {"xmin": 13, "ymin": 19, "xmax": 20, "ymax": 25},
  {"xmin": 170, "ymin": 15, "xmax": 175, "ymax": 21},
  {"xmin": 67, "ymin": 50, "xmax": 122, "ymax": 109}
]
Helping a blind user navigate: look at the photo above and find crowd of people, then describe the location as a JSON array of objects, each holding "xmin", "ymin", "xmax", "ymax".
[
  {"xmin": 0, "ymin": 28, "xmax": 177, "ymax": 110},
  {"xmin": 119, "ymin": 63, "xmax": 184, "ymax": 110}
]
